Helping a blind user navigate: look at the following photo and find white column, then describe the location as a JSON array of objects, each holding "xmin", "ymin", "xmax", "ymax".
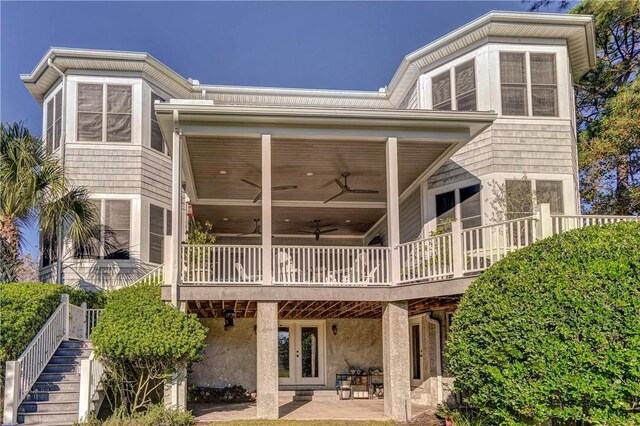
[
  {"xmin": 535, "ymin": 203, "xmax": 552, "ymax": 239},
  {"xmin": 451, "ymin": 220, "xmax": 463, "ymax": 278},
  {"xmin": 61, "ymin": 294, "xmax": 70, "ymax": 341},
  {"xmin": 3, "ymin": 360, "xmax": 20, "ymax": 425},
  {"xmin": 78, "ymin": 359, "xmax": 92, "ymax": 422},
  {"xmin": 256, "ymin": 301, "xmax": 279, "ymax": 419},
  {"xmin": 386, "ymin": 137, "xmax": 401, "ymax": 285},
  {"xmin": 261, "ymin": 134, "xmax": 272, "ymax": 286},
  {"xmin": 170, "ymin": 120, "xmax": 182, "ymax": 306}
]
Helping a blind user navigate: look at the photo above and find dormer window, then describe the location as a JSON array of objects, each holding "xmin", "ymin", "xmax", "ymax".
[
  {"xmin": 432, "ymin": 71, "xmax": 452, "ymax": 111},
  {"xmin": 77, "ymin": 83, "xmax": 132, "ymax": 142}
]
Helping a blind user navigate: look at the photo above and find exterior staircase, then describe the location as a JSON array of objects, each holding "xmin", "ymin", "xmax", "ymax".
[{"xmin": 16, "ymin": 341, "xmax": 92, "ymax": 425}]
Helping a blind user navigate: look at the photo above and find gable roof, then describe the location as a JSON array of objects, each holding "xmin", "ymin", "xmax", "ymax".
[{"xmin": 21, "ymin": 10, "xmax": 595, "ymax": 107}]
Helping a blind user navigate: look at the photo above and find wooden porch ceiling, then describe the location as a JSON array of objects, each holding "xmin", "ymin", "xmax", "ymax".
[{"xmin": 187, "ymin": 297, "xmax": 460, "ymax": 320}]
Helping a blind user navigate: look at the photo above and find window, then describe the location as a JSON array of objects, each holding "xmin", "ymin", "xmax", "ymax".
[
  {"xmin": 150, "ymin": 93, "xmax": 165, "ymax": 153},
  {"xmin": 500, "ymin": 52, "xmax": 528, "ymax": 116},
  {"xmin": 536, "ymin": 180, "xmax": 564, "ymax": 214},
  {"xmin": 149, "ymin": 205, "xmax": 172, "ymax": 264},
  {"xmin": 460, "ymin": 184, "xmax": 481, "ymax": 229},
  {"xmin": 505, "ymin": 179, "xmax": 533, "ymax": 219},
  {"xmin": 77, "ymin": 83, "xmax": 132, "ymax": 142},
  {"xmin": 45, "ymin": 91, "xmax": 62, "ymax": 151},
  {"xmin": 411, "ymin": 324, "xmax": 422, "ymax": 381},
  {"xmin": 41, "ymin": 232, "xmax": 58, "ymax": 267},
  {"xmin": 455, "ymin": 60, "xmax": 476, "ymax": 111},
  {"xmin": 431, "ymin": 71, "xmax": 451, "ymax": 111},
  {"xmin": 75, "ymin": 199, "xmax": 130, "ymax": 259},
  {"xmin": 530, "ymin": 54, "xmax": 557, "ymax": 116},
  {"xmin": 435, "ymin": 190, "xmax": 455, "ymax": 222}
]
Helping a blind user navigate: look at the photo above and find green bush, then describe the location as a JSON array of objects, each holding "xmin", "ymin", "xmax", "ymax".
[
  {"xmin": 447, "ymin": 222, "xmax": 640, "ymax": 425},
  {"xmin": 0, "ymin": 282, "xmax": 105, "ymax": 388},
  {"xmin": 91, "ymin": 283, "xmax": 206, "ymax": 413},
  {"xmin": 79, "ymin": 405, "xmax": 195, "ymax": 426}
]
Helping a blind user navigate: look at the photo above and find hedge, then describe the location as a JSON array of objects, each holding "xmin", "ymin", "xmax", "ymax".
[{"xmin": 447, "ymin": 222, "xmax": 640, "ymax": 425}]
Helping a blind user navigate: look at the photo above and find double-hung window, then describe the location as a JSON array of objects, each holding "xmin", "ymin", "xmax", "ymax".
[
  {"xmin": 45, "ymin": 90, "xmax": 62, "ymax": 151},
  {"xmin": 149, "ymin": 204, "xmax": 172, "ymax": 264},
  {"xmin": 77, "ymin": 83, "xmax": 132, "ymax": 142},
  {"xmin": 500, "ymin": 52, "xmax": 558, "ymax": 117}
]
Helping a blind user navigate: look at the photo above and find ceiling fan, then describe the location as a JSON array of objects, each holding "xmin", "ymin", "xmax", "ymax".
[
  {"xmin": 324, "ymin": 172, "xmax": 379, "ymax": 204},
  {"xmin": 237, "ymin": 218, "xmax": 261, "ymax": 237},
  {"xmin": 241, "ymin": 179, "xmax": 297, "ymax": 203},
  {"xmin": 300, "ymin": 219, "xmax": 338, "ymax": 241}
]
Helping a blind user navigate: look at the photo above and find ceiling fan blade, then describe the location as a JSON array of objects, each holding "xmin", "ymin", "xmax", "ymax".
[
  {"xmin": 241, "ymin": 179, "xmax": 262, "ymax": 189},
  {"xmin": 319, "ymin": 228, "xmax": 339, "ymax": 234},
  {"xmin": 273, "ymin": 185, "xmax": 297, "ymax": 191},
  {"xmin": 323, "ymin": 191, "xmax": 345, "ymax": 204},
  {"xmin": 253, "ymin": 192, "xmax": 262, "ymax": 203},
  {"xmin": 334, "ymin": 179, "xmax": 346, "ymax": 190},
  {"xmin": 349, "ymin": 189, "xmax": 379, "ymax": 194}
]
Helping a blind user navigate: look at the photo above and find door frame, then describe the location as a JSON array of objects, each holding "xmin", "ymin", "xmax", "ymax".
[
  {"xmin": 409, "ymin": 316, "xmax": 424, "ymax": 387},
  {"xmin": 278, "ymin": 320, "xmax": 326, "ymax": 386}
]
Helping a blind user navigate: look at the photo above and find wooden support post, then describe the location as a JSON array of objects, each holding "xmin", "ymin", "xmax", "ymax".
[
  {"xmin": 262, "ymin": 135, "xmax": 272, "ymax": 286},
  {"xmin": 386, "ymin": 137, "xmax": 401, "ymax": 285}
]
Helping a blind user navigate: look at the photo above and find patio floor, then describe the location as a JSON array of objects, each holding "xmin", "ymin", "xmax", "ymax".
[{"xmin": 191, "ymin": 396, "xmax": 432, "ymax": 423}]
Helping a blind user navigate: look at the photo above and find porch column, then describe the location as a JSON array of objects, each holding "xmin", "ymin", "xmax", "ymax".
[
  {"xmin": 262, "ymin": 134, "xmax": 272, "ymax": 286},
  {"xmin": 382, "ymin": 301, "xmax": 411, "ymax": 422},
  {"xmin": 256, "ymin": 301, "xmax": 279, "ymax": 419},
  {"xmin": 170, "ymin": 112, "xmax": 182, "ymax": 305},
  {"xmin": 386, "ymin": 137, "xmax": 401, "ymax": 285}
]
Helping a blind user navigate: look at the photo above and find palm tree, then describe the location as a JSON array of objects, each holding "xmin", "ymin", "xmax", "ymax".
[{"xmin": 0, "ymin": 122, "xmax": 100, "ymax": 283}]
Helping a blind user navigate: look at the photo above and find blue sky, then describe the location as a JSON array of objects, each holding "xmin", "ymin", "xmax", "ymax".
[{"xmin": 1, "ymin": 0, "xmax": 543, "ymax": 258}]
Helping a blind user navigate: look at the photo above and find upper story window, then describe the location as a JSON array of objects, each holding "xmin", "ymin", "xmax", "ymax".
[
  {"xmin": 150, "ymin": 93, "xmax": 166, "ymax": 154},
  {"xmin": 455, "ymin": 60, "xmax": 476, "ymax": 111},
  {"xmin": 45, "ymin": 91, "xmax": 62, "ymax": 151},
  {"xmin": 500, "ymin": 52, "xmax": 558, "ymax": 117},
  {"xmin": 77, "ymin": 83, "xmax": 132, "ymax": 143},
  {"xmin": 431, "ymin": 59, "xmax": 476, "ymax": 111}
]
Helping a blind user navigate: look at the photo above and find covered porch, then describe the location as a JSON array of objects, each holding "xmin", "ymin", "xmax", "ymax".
[{"xmin": 154, "ymin": 101, "xmax": 497, "ymax": 293}]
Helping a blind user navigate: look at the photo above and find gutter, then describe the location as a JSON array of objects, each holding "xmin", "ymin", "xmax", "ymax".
[{"xmin": 47, "ymin": 58, "xmax": 67, "ymax": 285}]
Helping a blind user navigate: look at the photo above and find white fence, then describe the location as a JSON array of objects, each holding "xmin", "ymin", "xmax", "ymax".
[
  {"xmin": 398, "ymin": 233, "xmax": 453, "ymax": 283},
  {"xmin": 2, "ymin": 295, "xmax": 105, "ymax": 425},
  {"xmin": 552, "ymin": 214, "xmax": 640, "ymax": 234},
  {"xmin": 181, "ymin": 244, "xmax": 263, "ymax": 284},
  {"xmin": 272, "ymin": 246, "xmax": 390, "ymax": 286}
]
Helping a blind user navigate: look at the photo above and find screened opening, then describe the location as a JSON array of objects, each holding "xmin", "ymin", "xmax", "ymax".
[
  {"xmin": 77, "ymin": 83, "xmax": 103, "ymax": 142},
  {"xmin": 432, "ymin": 71, "xmax": 452, "ymax": 111},
  {"xmin": 150, "ymin": 93, "xmax": 165, "ymax": 153},
  {"xmin": 77, "ymin": 83, "xmax": 132, "ymax": 143},
  {"xmin": 536, "ymin": 180, "xmax": 564, "ymax": 214},
  {"xmin": 530, "ymin": 53, "xmax": 558, "ymax": 117},
  {"xmin": 455, "ymin": 60, "xmax": 476, "ymax": 111},
  {"xmin": 505, "ymin": 179, "xmax": 533, "ymax": 219},
  {"xmin": 104, "ymin": 200, "xmax": 131, "ymax": 259},
  {"xmin": 149, "ymin": 204, "xmax": 164, "ymax": 264},
  {"xmin": 436, "ymin": 190, "xmax": 456, "ymax": 223},
  {"xmin": 460, "ymin": 184, "xmax": 481, "ymax": 229},
  {"xmin": 500, "ymin": 52, "xmax": 528, "ymax": 116},
  {"xmin": 45, "ymin": 91, "xmax": 62, "ymax": 151}
]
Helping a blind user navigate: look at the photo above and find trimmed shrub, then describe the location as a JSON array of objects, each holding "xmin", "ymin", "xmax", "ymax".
[
  {"xmin": 447, "ymin": 222, "xmax": 640, "ymax": 425},
  {"xmin": 0, "ymin": 282, "xmax": 105, "ymax": 389},
  {"xmin": 79, "ymin": 404, "xmax": 195, "ymax": 426},
  {"xmin": 91, "ymin": 283, "xmax": 206, "ymax": 413}
]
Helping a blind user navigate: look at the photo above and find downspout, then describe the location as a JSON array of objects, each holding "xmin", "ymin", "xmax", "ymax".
[{"xmin": 48, "ymin": 58, "xmax": 67, "ymax": 284}]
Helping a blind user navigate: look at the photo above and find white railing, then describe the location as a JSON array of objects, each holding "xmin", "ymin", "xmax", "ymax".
[
  {"xmin": 552, "ymin": 214, "xmax": 640, "ymax": 234},
  {"xmin": 3, "ymin": 295, "xmax": 105, "ymax": 425},
  {"xmin": 136, "ymin": 264, "xmax": 164, "ymax": 285},
  {"xmin": 461, "ymin": 216, "xmax": 538, "ymax": 274},
  {"xmin": 78, "ymin": 353, "xmax": 105, "ymax": 422},
  {"xmin": 181, "ymin": 244, "xmax": 262, "ymax": 284},
  {"xmin": 398, "ymin": 233, "xmax": 453, "ymax": 284},
  {"xmin": 272, "ymin": 246, "xmax": 390, "ymax": 286}
]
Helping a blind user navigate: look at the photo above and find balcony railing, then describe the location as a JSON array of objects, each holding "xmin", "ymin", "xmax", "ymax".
[{"xmin": 179, "ymin": 210, "xmax": 638, "ymax": 287}]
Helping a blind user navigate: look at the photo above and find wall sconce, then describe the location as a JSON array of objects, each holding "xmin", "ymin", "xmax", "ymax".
[
  {"xmin": 332, "ymin": 324, "xmax": 338, "ymax": 336},
  {"xmin": 223, "ymin": 309, "xmax": 235, "ymax": 330}
]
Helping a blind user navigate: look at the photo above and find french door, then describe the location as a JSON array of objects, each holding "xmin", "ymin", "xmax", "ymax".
[
  {"xmin": 409, "ymin": 317, "xmax": 423, "ymax": 386},
  {"xmin": 278, "ymin": 320, "xmax": 325, "ymax": 386}
]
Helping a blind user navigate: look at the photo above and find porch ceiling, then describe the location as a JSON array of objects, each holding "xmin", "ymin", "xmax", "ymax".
[
  {"xmin": 186, "ymin": 136, "xmax": 451, "ymax": 203},
  {"xmin": 187, "ymin": 297, "xmax": 460, "ymax": 320},
  {"xmin": 192, "ymin": 205, "xmax": 384, "ymax": 236}
]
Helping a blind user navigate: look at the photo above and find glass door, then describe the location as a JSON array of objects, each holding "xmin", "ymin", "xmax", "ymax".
[
  {"xmin": 410, "ymin": 318, "xmax": 423, "ymax": 386},
  {"xmin": 278, "ymin": 321, "xmax": 325, "ymax": 386},
  {"xmin": 278, "ymin": 326, "xmax": 294, "ymax": 385}
]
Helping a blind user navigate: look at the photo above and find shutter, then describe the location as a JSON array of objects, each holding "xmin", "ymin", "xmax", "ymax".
[
  {"xmin": 149, "ymin": 204, "xmax": 164, "ymax": 264},
  {"xmin": 106, "ymin": 85, "xmax": 132, "ymax": 142},
  {"xmin": 77, "ymin": 84, "xmax": 103, "ymax": 141}
]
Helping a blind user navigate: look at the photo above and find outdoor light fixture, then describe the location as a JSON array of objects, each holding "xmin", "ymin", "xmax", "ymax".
[
  {"xmin": 219, "ymin": 170, "xmax": 228, "ymax": 175},
  {"xmin": 332, "ymin": 324, "xmax": 338, "ymax": 336},
  {"xmin": 306, "ymin": 172, "xmax": 314, "ymax": 176},
  {"xmin": 223, "ymin": 310, "xmax": 235, "ymax": 330}
]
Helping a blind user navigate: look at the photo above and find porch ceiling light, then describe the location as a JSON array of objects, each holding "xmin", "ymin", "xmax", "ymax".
[
  {"xmin": 284, "ymin": 219, "xmax": 290, "ymax": 222},
  {"xmin": 306, "ymin": 172, "xmax": 314, "ymax": 176},
  {"xmin": 223, "ymin": 309, "xmax": 235, "ymax": 330},
  {"xmin": 345, "ymin": 220, "xmax": 351, "ymax": 223},
  {"xmin": 219, "ymin": 170, "xmax": 228, "ymax": 175},
  {"xmin": 223, "ymin": 217, "xmax": 229, "ymax": 221}
]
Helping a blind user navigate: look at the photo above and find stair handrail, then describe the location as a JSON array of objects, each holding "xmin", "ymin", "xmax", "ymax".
[
  {"xmin": 78, "ymin": 352, "xmax": 105, "ymax": 422},
  {"xmin": 2, "ymin": 294, "xmax": 69, "ymax": 425},
  {"xmin": 136, "ymin": 264, "xmax": 164, "ymax": 285}
]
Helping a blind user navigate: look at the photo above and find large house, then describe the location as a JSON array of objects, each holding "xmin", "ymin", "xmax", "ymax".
[{"xmin": 8, "ymin": 10, "xmax": 609, "ymax": 424}]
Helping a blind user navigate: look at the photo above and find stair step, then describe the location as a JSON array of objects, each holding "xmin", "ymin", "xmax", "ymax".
[
  {"xmin": 20, "ymin": 401, "xmax": 79, "ymax": 414},
  {"xmin": 48, "ymin": 356, "xmax": 82, "ymax": 365},
  {"xmin": 37, "ymin": 373, "xmax": 80, "ymax": 383},
  {"xmin": 43, "ymin": 364, "xmax": 80, "ymax": 374},
  {"xmin": 33, "ymin": 381, "xmax": 80, "ymax": 392},
  {"xmin": 54, "ymin": 348, "xmax": 92, "ymax": 358},
  {"xmin": 25, "ymin": 390, "xmax": 80, "ymax": 402},
  {"xmin": 292, "ymin": 395, "xmax": 313, "ymax": 401},
  {"xmin": 58, "ymin": 341, "xmax": 90, "ymax": 350},
  {"xmin": 294, "ymin": 390, "xmax": 315, "ymax": 396},
  {"xmin": 18, "ymin": 410, "xmax": 78, "ymax": 424}
]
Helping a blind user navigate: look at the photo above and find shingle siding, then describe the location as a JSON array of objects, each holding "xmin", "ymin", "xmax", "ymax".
[{"xmin": 65, "ymin": 146, "xmax": 142, "ymax": 193}]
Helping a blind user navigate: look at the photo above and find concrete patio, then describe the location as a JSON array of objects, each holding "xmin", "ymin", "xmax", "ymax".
[{"xmin": 190, "ymin": 395, "xmax": 432, "ymax": 423}]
